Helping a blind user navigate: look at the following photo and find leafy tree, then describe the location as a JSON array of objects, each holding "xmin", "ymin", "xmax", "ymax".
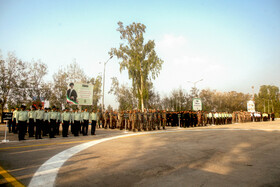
[
  {"xmin": 66, "ymin": 59, "xmax": 88, "ymax": 83},
  {"xmin": 26, "ymin": 60, "xmax": 48, "ymax": 104},
  {"xmin": 255, "ymin": 85, "xmax": 280, "ymax": 114},
  {"xmin": 109, "ymin": 77, "xmax": 137, "ymax": 111},
  {"xmin": 190, "ymin": 87, "xmax": 199, "ymax": 98},
  {"xmin": 0, "ymin": 52, "xmax": 28, "ymax": 122},
  {"xmin": 110, "ymin": 21, "xmax": 163, "ymax": 111},
  {"xmin": 88, "ymin": 75, "xmax": 102, "ymax": 109},
  {"xmin": 161, "ymin": 88, "xmax": 190, "ymax": 111},
  {"xmin": 146, "ymin": 90, "xmax": 161, "ymax": 110},
  {"xmin": 199, "ymin": 89, "xmax": 215, "ymax": 111},
  {"xmin": 50, "ymin": 69, "xmax": 68, "ymax": 109},
  {"xmin": 199, "ymin": 89, "xmax": 251, "ymax": 112},
  {"xmin": 107, "ymin": 104, "xmax": 113, "ymax": 111}
]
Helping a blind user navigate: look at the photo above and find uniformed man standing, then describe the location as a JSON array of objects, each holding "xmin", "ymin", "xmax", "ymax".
[
  {"xmin": 157, "ymin": 110, "xmax": 162, "ymax": 130},
  {"xmin": 153, "ymin": 110, "xmax": 158, "ymax": 130},
  {"xmin": 35, "ymin": 105, "xmax": 44, "ymax": 139},
  {"xmin": 128, "ymin": 110, "xmax": 133, "ymax": 130},
  {"xmin": 103, "ymin": 110, "xmax": 109, "ymax": 129},
  {"xmin": 16, "ymin": 105, "xmax": 29, "ymax": 141},
  {"xmin": 49, "ymin": 106, "xmax": 58, "ymax": 138},
  {"xmin": 207, "ymin": 112, "xmax": 212, "ymax": 125},
  {"xmin": 42, "ymin": 108, "xmax": 49, "ymax": 136},
  {"xmin": 96, "ymin": 109, "xmax": 102, "ymax": 128},
  {"xmin": 28, "ymin": 106, "xmax": 36, "ymax": 137},
  {"xmin": 82, "ymin": 108, "xmax": 90, "ymax": 135},
  {"xmin": 8, "ymin": 108, "xmax": 14, "ymax": 133},
  {"xmin": 113, "ymin": 110, "xmax": 118, "ymax": 129},
  {"xmin": 73, "ymin": 109, "xmax": 81, "ymax": 136},
  {"xmin": 148, "ymin": 109, "xmax": 152, "ymax": 130},
  {"xmin": 12, "ymin": 107, "xmax": 19, "ymax": 134},
  {"xmin": 118, "ymin": 111, "xmax": 123, "ymax": 130},
  {"xmin": 109, "ymin": 110, "xmax": 114, "ymax": 129},
  {"xmin": 132, "ymin": 109, "xmax": 137, "ymax": 132},
  {"xmin": 90, "ymin": 109, "xmax": 97, "ymax": 135},
  {"xmin": 138, "ymin": 109, "xmax": 143, "ymax": 131},
  {"xmin": 56, "ymin": 108, "xmax": 61, "ymax": 135},
  {"xmin": 143, "ymin": 109, "xmax": 148, "ymax": 131},
  {"xmin": 61, "ymin": 108, "xmax": 71, "ymax": 137}
]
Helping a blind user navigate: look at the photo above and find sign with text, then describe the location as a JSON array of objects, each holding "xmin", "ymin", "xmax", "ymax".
[
  {"xmin": 192, "ymin": 98, "xmax": 202, "ymax": 111},
  {"xmin": 67, "ymin": 83, "xmax": 93, "ymax": 105},
  {"xmin": 2, "ymin": 112, "xmax": 13, "ymax": 120}
]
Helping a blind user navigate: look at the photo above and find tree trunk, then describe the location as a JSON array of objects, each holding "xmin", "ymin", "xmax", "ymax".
[
  {"xmin": 140, "ymin": 71, "xmax": 145, "ymax": 112},
  {"xmin": 0, "ymin": 103, "xmax": 4, "ymax": 123}
]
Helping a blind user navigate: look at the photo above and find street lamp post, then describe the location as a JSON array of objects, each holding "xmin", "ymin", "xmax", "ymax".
[
  {"xmin": 102, "ymin": 55, "xmax": 113, "ymax": 112},
  {"xmin": 187, "ymin": 79, "xmax": 203, "ymax": 97}
]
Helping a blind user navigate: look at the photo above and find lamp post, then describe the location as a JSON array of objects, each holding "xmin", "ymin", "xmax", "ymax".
[
  {"xmin": 102, "ymin": 55, "xmax": 113, "ymax": 112},
  {"xmin": 187, "ymin": 79, "xmax": 203, "ymax": 97}
]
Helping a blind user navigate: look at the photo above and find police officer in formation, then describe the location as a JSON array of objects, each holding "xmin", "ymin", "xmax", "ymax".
[
  {"xmin": 12, "ymin": 107, "xmax": 19, "ymax": 134},
  {"xmin": 16, "ymin": 105, "xmax": 29, "ymax": 141},
  {"xmin": 35, "ymin": 105, "xmax": 44, "ymax": 139},
  {"xmin": 61, "ymin": 108, "xmax": 71, "ymax": 137},
  {"xmin": 28, "ymin": 106, "xmax": 36, "ymax": 137},
  {"xmin": 82, "ymin": 108, "xmax": 90, "ymax": 136},
  {"xmin": 49, "ymin": 106, "xmax": 58, "ymax": 138},
  {"xmin": 89, "ymin": 109, "xmax": 97, "ymax": 135}
]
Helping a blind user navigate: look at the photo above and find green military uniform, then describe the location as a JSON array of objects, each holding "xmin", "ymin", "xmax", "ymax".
[
  {"xmin": 82, "ymin": 110, "xmax": 90, "ymax": 135},
  {"xmin": 16, "ymin": 106, "xmax": 29, "ymax": 141},
  {"xmin": 28, "ymin": 108, "xmax": 36, "ymax": 137},
  {"xmin": 35, "ymin": 107, "xmax": 45, "ymax": 139},
  {"xmin": 89, "ymin": 111, "xmax": 97, "ymax": 135},
  {"xmin": 49, "ymin": 108, "xmax": 58, "ymax": 138},
  {"xmin": 73, "ymin": 111, "xmax": 82, "ymax": 136},
  {"xmin": 61, "ymin": 109, "xmax": 71, "ymax": 137}
]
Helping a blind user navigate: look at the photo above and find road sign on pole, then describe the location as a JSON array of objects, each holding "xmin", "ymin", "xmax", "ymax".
[{"xmin": 192, "ymin": 98, "xmax": 202, "ymax": 111}]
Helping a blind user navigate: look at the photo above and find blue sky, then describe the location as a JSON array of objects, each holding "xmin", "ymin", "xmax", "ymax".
[{"xmin": 0, "ymin": 0, "xmax": 279, "ymax": 108}]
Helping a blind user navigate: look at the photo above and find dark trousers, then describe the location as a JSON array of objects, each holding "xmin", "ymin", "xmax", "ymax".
[
  {"xmin": 28, "ymin": 119, "xmax": 35, "ymax": 137},
  {"xmin": 82, "ymin": 120, "xmax": 89, "ymax": 135},
  {"xmin": 62, "ymin": 121, "xmax": 69, "ymax": 137},
  {"xmin": 71, "ymin": 122, "xmax": 74, "ymax": 134},
  {"xmin": 49, "ymin": 119, "xmax": 56, "ymax": 138},
  {"xmin": 8, "ymin": 119, "xmax": 12, "ymax": 133},
  {"xmin": 36, "ymin": 119, "xmax": 42, "ymax": 139},
  {"xmin": 43, "ymin": 120, "xmax": 49, "ymax": 136},
  {"xmin": 79, "ymin": 122, "xmax": 82, "ymax": 134},
  {"xmin": 56, "ymin": 121, "xmax": 60, "ymax": 135},
  {"xmin": 91, "ymin": 121, "xmax": 96, "ymax": 135},
  {"xmin": 13, "ymin": 118, "xmax": 17, "ymax": 133},
  {"xmin": 74, "ymin": 121, "xmax": 80, "ymax": 136},
  {"xmin": 18, "ymin": 121, "xmax": 26, "ymax": 140}
]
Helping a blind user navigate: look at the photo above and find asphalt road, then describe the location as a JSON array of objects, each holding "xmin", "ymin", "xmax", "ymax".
[{"xmin": 1, "ymin": 121, "xmax": 280, "ymax": 187}]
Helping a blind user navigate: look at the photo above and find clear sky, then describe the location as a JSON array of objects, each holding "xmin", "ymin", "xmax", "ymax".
[{"xmin": 1, "ymin": 0, "xmax": 279, "ymax": 109}]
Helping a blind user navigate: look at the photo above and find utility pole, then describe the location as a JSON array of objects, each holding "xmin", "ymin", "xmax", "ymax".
[{"xmin": 102, "ymin": 56, "xmax": 113, "ymax": 112}]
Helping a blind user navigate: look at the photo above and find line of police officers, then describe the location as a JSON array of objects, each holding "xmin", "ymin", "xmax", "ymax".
[{"xmin": 10, "ymin": 105, "xmax": 98, "ymax": 141}]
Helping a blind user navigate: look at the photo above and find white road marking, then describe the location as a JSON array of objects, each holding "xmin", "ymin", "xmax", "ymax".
[{"xmin": 28, "ymin": 128, "xmax": 280, "ymax": 187}]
